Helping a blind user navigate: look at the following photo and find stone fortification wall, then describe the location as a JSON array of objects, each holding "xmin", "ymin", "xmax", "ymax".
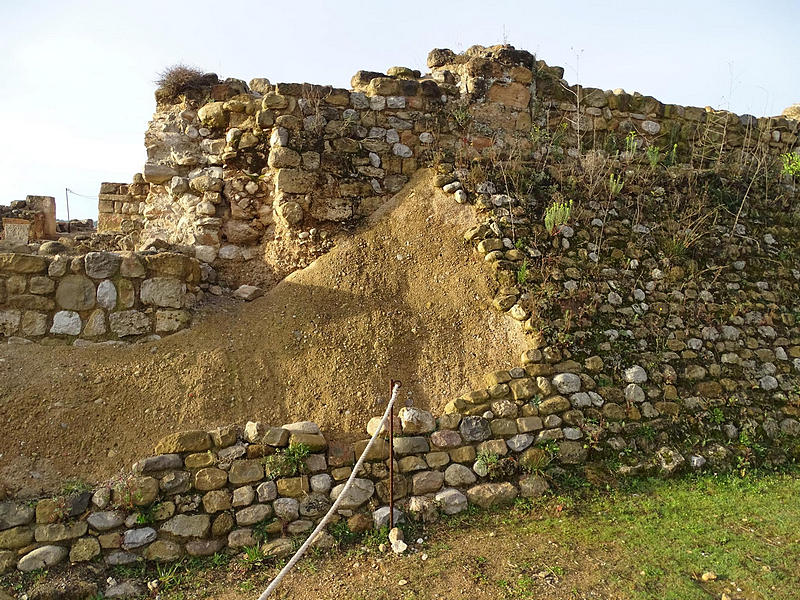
[
  {"xmin": 1, "ymin": 43, "xmax": 799, "ymax": 587},
  {"xmin": 0, "ymin": 250, "xmax": 202, "ymax": 343},
  {"xmin": 427, "ymin": 46, "xmax": 798, "ymax": 164},
  {"xmin": 100, "ymin": 44, "xmax": 797, "ymax": 271},
  {"xmin": 131, "ymin": 68, "xmax": 446, "ymax": 264},
  {"xmin": 2, "ymin": 167, "xmax": 799, "ymax": 577}
]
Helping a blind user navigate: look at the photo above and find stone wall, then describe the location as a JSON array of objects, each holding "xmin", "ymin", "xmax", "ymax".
[
  {"xmin": 99, "ymin": 44, "xmax": 798, "ymax": 272},
  {"xmin": 0, "ymin": 409, "xmax": 622, "ymax": 574},
  {"xmin": 130, "ymin": 71, "xmax": 446, "ymax": 264},
  {"xmin": 97, "ymin": 180, "xmax": 147, "ymax": 235},
  {"xmin": 1, "ymin": 41, "xmax": 798, "ymax": 584},
  {"xmin": 2, "ymin": 366, "xmax": 797, "ymax": 577},
  {"xmin": 429, "ymin": 155, "xmax": 800, "ymax": 477},
  {"xmin": 428, "ymin": 46, "xmax": 799, "ymax": 164},
  {"xmin": 0, "ymin": 196, "xmax": 57, "ymax": 244},
  {"xmin": 0, "ymin": 250, "xmax": 202, "ymax": 344},
  {"xmin": 1, "ymin": 178, "xmax": 799, "ymax": 579}
]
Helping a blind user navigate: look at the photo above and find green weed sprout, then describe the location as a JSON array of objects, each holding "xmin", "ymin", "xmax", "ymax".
[
  {"xmin": 608, "ymin": 173, "xmax": 624, "ymax": 197},
  {"xmin": 646, "ymin": 145, "xmax": 661, "ymax": 168},
  {"xmin": 544, "ymin": 199, "xmax": 573, "ymax": 235},
  {"xmin": 780, "ymin": 152, "xmax": 800, "ymax": 176}
]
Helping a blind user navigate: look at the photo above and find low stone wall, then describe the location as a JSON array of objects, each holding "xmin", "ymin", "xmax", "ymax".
[
  {"xmin": 0, "ymin": 250, "xmax": 202, "ymax": 343},
  {"xmin": 0, "ymin": 196, "xmax": 57, "ymax": 244},
  {"xmin": 2, "ymin": 364, "xmax": 797, "ymax": 577},
  {"xmin": 0, "ymin": 408, "xmax": 583, "ymax": 575}
]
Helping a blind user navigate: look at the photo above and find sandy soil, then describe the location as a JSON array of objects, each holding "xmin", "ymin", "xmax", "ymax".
[{"xmin": 0, "ymin": 170, "xmax": 528, "ymax": 497}]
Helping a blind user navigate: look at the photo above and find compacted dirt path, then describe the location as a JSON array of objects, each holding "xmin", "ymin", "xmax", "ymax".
[{"xmin": 0, "ymin": 170, "xmax": 528, "ymax": 497}]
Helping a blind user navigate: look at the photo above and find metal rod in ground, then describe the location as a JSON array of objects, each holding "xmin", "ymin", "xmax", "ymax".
[
  {"xmin": 389, "ymin": 380, "xmax": 396, "ymax": 531},
  {"xmin": 65, "ymin": 188, "xmax": 70, "ymax": 234},
  {"xmin": 256, "ymin": 381, "xmax": 402, "ymax": 600}
]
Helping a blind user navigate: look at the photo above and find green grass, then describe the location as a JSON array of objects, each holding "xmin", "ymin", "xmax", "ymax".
[{"xmin": 530, "ymin": 471, "xmax": 800, "ymax": 599}]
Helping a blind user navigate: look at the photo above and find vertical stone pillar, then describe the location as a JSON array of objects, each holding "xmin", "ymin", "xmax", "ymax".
[{"xmin": 25, "ymin": 195, "xmax": 57, "ymax": 239}]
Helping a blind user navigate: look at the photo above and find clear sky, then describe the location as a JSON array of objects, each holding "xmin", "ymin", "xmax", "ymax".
[{"xmin": 1, "ymin": 0, "xmax": 797, "ymax": 220}]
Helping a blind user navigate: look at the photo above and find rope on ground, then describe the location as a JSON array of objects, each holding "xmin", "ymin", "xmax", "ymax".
[{"xmin": 256, "ymin": 382, "xmax": 401, "ymax": 599}]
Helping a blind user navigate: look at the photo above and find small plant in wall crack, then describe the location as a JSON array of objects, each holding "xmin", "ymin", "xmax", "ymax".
[
  {"xmin": 537, "ymin": 439, "xmax": 561, "ymax": 458},
  {"xmin": 450, "ymin": 103, "xmax": 473, "ymax": 130},
  {"xmin": 544, "ymin": 199, "xmax": 573, "ymax": 235},
  {"xmin": 476, "ymin": 449, "xmax": 499, "ymax": 467},
  {"xmin": 252, "ymin": 517, "xmax": 277, "ymax": 543},
  {"xmin": 665, "ymin": 143, "xmax": 679, "ymax": 166},
  {"xmin": 646, "ymin": 145, "xmax": 661, "ymax": 168},
  {"xmin": 624, "ymin": 130, "xmax": 638, "ymax": 157},
  {"xmin": 608, "ymin": 173, "xmax": 624, "ymax": 198},
  {"xmin": 520, "ymin": 448, "xmax": 552, "ymax": 475},
  {"xmin": 262, "ymin": 442, "xmax": 311, "ymax": 480},
  {"xmin": 476, "ymin": 450, "xmax": 518, "ymax": 481},
  {"xmin": 108, "ymin": 473, "xmax": 142, "ymax": 511},
  {"xmin": 516, "ymin": 260, "xmax": 529, "ymax": 286},
  {"xmin": 780, "ymin": 152, "xmax": 800, "ymax": 177},
  {"xmin": 135, "ymin": 502, "xmax": 162, "ymax": 525}
]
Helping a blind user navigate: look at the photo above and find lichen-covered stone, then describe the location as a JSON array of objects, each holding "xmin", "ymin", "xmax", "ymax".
[
  {"xmin": 109, "ymin": 310, "xmax": 150, "ymax": 337},
  {"xmin": 459, "ymin": 416, "xmax": 491, "ymax": 442},
  {"xmin": 228, "ymin": 460, "xmax": 264, "ymax": 485},
  {"xmin": 466, "ymin": 482, "xmax": 518, "ymax": 508},
  {"xmin": 160, "ymin": 514, "xmax": 210, "ymax": 539},
  {"xmin": 17, "ymin": 545, "xmax": 68, "ymax": 572},
  {"xmin": 194, "ymin": 468, "xmax": 228, "ymax": 491},
  {"xmin": 0, "ymin": 502, "xmax": 34, "ymax": 530},
  {"xmin": 0, "ymin": 525, "xmax": 33, "ymax": 549},
  {"xmin": 70, "ymin": 536, "xmax": 101, "ymax": 562},
  {"xmin": 155, "ymin": 431, "xmax": 212, "ymax": 454},
  {"xmin": 144, "ymin": 539, "xmax": 183, "ymax": 561},
  {"xmin": 330, "ymin": 478, "xmax": 374, "ymax": 509}
]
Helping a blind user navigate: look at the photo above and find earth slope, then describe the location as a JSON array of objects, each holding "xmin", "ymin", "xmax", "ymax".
[{"xmin": 0, "ymin": 170, "xmax": 527, "ymax": 496}]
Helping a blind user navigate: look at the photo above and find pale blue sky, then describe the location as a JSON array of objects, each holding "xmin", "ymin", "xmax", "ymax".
[{"xmin": 1, "ymin": 0, "xmax": 797, "ymax": 220}]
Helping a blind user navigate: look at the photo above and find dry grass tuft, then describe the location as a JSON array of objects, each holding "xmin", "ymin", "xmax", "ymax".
[{"xmin": 155, "ymin": 64, "xmax": 215, "ymax": 101}]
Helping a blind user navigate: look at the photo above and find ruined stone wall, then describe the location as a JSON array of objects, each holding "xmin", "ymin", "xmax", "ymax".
[
  {"xmin": 0, "ymin": 196, "xmax": 57, "ymax": 244},
  {"xmin": 130, "ymin": 72, "xmax": 446, "ymax": 266},
  {"xmin": 427, "ymin": 46, "xmax": 798, "ymax": 164},
  {"xmin": 103, "ymin": 44, "xmax": 798, "ymax": 273},
  {"xmin": 2, "ymin": 162, "xmax": 799, "ymax": 577},
  {"xmin": 97, "ymin": 181, "xmax": 147, "ymax": 234},
  {"xmin": 0, "ymin": 415, "xmax": 527, "ymax": 575},
  {"xmin": 0, "ymin": 251, "xmax": 202, "ymax": 343},
  {"xmin": 1, "ymin": 365, "xmax": 797, "ymax": 578},
  {"xmin": 1, "ymin": 43, "xmax": 798, "ymax": 583}
]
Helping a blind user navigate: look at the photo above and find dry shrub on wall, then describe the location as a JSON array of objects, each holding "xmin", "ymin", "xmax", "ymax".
[{"xmin": 155, "ymin": 64, "xmax": 217, "ymax": 103}]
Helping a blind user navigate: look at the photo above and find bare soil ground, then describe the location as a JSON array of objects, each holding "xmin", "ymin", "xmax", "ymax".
[{"xmin": 0, "ymin": 170, "xmax": 528, "ymax": 497}]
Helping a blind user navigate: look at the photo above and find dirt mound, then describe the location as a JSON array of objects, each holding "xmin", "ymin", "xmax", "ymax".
[{"xmin": 0, "ymin": 170, "xmax": 528, "ymax": 497}]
